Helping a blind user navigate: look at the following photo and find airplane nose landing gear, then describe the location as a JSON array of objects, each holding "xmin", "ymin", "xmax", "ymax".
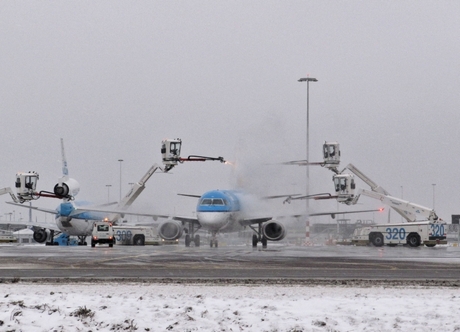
[{"xmin": 210, "ymin": 232, "xmax": 218, "ymax": 248}]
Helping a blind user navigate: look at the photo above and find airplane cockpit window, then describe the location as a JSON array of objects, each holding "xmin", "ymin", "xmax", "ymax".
[
  {"xmin": 200, "ymin": 198, "xmax": 227, "ymax": 206},
  {"xmin": 201, "ymin": 198, "xmax": 213, "ymax": 205}
]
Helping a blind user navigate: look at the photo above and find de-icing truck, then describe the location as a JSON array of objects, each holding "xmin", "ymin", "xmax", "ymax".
[{"xmin": 328, "ymin": 149, "xmax": 447, "ymax": 247}]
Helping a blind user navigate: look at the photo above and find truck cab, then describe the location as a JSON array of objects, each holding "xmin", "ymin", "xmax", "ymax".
[{"xmin": 91, "ymin": 221, "xmax": 115, "ymax": 248}]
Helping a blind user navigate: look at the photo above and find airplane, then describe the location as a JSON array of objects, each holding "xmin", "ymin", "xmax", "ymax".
[
  {"xmin": 7, "ymin": 138, "xmax": 185, "ymax": 245},
  {"xmin": 159, "ymin": 189, "xmax": 382, "ymax": 248},
  {"xmin": 80, "ymin": 188, "xmax": 382, "ymax": 248},
  {"xmin": 7, "ymin": 139, "xmax": 117, "ymax": 245}
]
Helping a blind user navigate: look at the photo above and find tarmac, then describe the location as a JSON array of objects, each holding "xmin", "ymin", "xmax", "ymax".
[{"xmin": 1, "ymin": 242, "xmax": 460, "ymax": 283}]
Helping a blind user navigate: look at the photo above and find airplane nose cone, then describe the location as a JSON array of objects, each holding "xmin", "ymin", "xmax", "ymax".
[{"xmin": 197, "ymin": 212, "xmax": 230, "ymax": 231}]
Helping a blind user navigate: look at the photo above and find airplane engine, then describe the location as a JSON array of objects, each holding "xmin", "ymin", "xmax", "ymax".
[
  {"xmin": 33, "ymin": 228, "xmax": 50, "ymax": 243},
  {"xmin": 54, "ymin": 178, "xmax": 80, "ymax": 198},
  {"xmin": 158, "ymin": 220, "xmax": 183, "ymax": 240},
  {"xmin": 262, "ymin": 221, "xmax": 286, "ymax": 241}
]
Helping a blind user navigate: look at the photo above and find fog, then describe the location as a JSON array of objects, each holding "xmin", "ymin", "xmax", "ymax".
[{"xmin": 1, "ymin": 1, "xmax": 459, "ymax": 227}]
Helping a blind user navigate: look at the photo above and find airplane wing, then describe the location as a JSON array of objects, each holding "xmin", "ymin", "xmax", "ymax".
[
  {"xmin": 238, "ymin": 209, "xmax": 381, "ymax": 227},
  {"xmin": 239, "ymin": 217, "xmax": 273, "ymax": 227},
  {"xmin": 0, "ymin": 218, "xmax": 58, "ymax": 229},
  {"xmin": 68, "ymin": 206, "xmax": 170, "ymax": 220},
  {"xmin": 296, "ymin": 208, "xmax": 384, "ymax": 219},
  {"xmin": 282, "ymin": 193, "xmax": 336, "ymax": 204},
  {"xmin": 7, "ymin": 219, "xmax": 61, "ymax": 232},
  {"xmin": 6, "ymin": 201, "xmax": 57, "ymax": 215},
  {"xmin": 261, "ymin": 194, "xmax": 302, "ymax": 199},
  {"xmin": 177, "ymin": 193, "xmax": 202, "ymax": 198},
  {"xmin": 178, "ymin": 192, "xmax": 306, "ymax": 201},
  {"xmin": 4, "ymin": 202, "xmax": 61, "ymax": 231},
  {"xmin": 172, "ymin": 216, "xmax": 200, "ymax": 225},
  {"xmin": 65, "ymin": 205, "xmax": 202, "ymax": 226}
]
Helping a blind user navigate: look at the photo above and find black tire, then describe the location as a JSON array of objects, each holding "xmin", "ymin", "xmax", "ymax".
[
  {"xmin": 407, "ymin": 233, "xmax": 421, "ymax": 247},
  {"xmin": 252, "ymin": 234, "xmax": 258, "ymax": 248},
  {"xmin": 370, "ymin": 233, "xmax": 384, "ymax": 247},
  {"xmin": 194, "ymin": 235, "xmax": 200, "ymax": 247},
  {"xmin": 185, "ymin": 234, "xmax": 191, "ymax": 247},
  {"xmin": 215, "ymin": 240, "xmax": 218, "ymax": 248},
  {"xmin": 91, "ymin": 241, "xmax": 96, "ymax": 248},
  {"xmin": 133, "ymin": 235, "xmax": 145, "ymax": 246},
  {"xmin": 261, "ymin": 237, "xmax": 268, "ymax": 249},
  {"xmin": 425, "ymin": 244, "xmax": 436, "ymax": 247},
  {"xmin": 210, "ymin": 240, "xmax": 213, "ymax": 248}
]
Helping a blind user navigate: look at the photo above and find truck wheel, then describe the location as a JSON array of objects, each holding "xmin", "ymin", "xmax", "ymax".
[
  {"xmin": 133, "ymin": 235, "xmax": 145, "ymax": 246},
  {"xmin": 425, "ymin": 244, "xmax": 436, "ymax": 247},
  {"xmin": 91, "ymin": 241, "xmax": 96, "ymax": 248},
  {"xmin": 370, "ymin": 233, "xmax": 384, "ymax": 247},
  {"xmin": 185, "ymin": 234, "xmax": 191, "ymax": 247},
  {"xmin": 407, "ymin": 233, "xmax": 421, "ymax": 247},
  {"xmin": 109, "ymin": 243, "xmax": 113, "ymax": 248}
]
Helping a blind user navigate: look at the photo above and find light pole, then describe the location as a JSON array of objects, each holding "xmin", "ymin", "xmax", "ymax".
[
  {"xmin": 432, "ymin": 183, "xmax": 436, "ymax": 209},
  {"xmin": 118, "ymin": 159, "xmax": 124, "ymax": 202},
  {"xmin": 298, "ymin": 76, "xmax": 318, "ymax": 243},
  {"xmin": 106, "ymin": 184, "xmax": 112, "ymax": 203}
]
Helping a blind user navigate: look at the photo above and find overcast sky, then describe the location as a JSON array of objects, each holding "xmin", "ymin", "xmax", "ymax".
[{"xmin": 1, "ymin": 1, "xmax": 459, "ymax": 225}]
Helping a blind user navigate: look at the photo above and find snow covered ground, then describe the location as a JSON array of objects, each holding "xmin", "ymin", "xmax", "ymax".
[{"xmin": 0, "ymin": 281, "xmax": 458, "ymax": 331}]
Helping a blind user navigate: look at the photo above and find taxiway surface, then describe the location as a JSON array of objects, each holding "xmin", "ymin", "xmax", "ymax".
[{"xmin": 1, "ymin": 243, "xmax": 460, "ymax": 281}]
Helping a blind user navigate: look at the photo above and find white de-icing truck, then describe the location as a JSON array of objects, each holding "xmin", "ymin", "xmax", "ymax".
[
  {"xmin": 330, "ymin": 160, "xmax": 447, "ymax": 247},
  {"xmin": 352, "ymin": 220, "xmax": 446, "ymax": 247},
  {"xmin": 310, "ymin": 142, "xmax": 446, "ymax": 247},
  {"xmin": 282, "ymin": 141, "xmax": 447, "ymax": 247},
  {"xmin": 113, "ymin": 225, "xmax": 161, "ymax": 246}
]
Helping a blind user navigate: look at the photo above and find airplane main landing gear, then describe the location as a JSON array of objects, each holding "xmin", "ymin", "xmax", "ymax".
[
  {"xmin": 250, "ymin": 223, "xmax": 268, "ymax": 249},
  {"xmin": 185, "ymin": 234, "xmax": 201, "ymax": 247},
  {"xmin": 45, "ymin": 230, "xmax": 56, "ymax": 246},
  {"xmin": 252, "ymin": 234, "xmax": 267, "ymax": 248},
  {"xmin": 78, "ymin": 236, "xmax": 87, "ymax": 246}
]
